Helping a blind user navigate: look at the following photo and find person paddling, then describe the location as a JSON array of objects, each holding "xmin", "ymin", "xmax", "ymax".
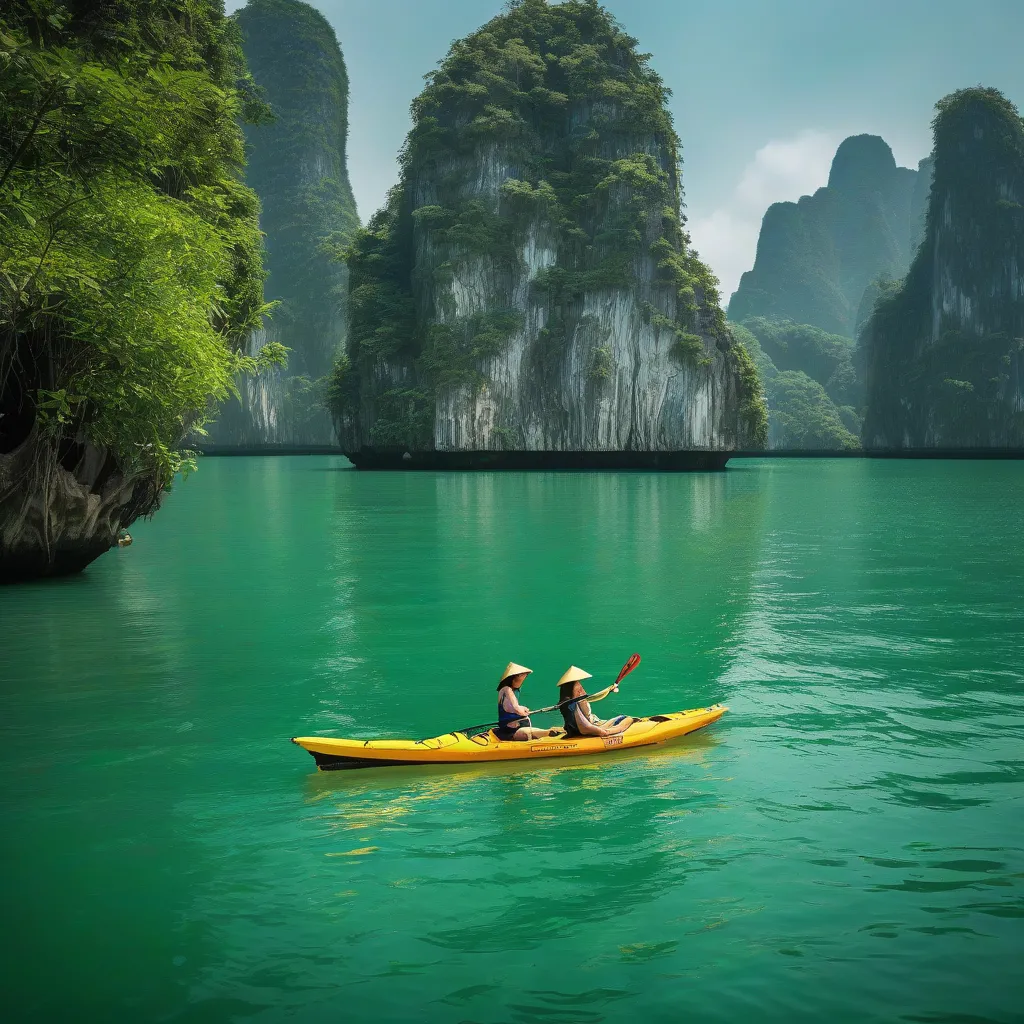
[
  {"xmin": 496, "ymin": 663, "xmax": 558, "ymax": 741},
  {"xmin": 557, "ymin": 666, "xmax": 634, "ymax": 737}
]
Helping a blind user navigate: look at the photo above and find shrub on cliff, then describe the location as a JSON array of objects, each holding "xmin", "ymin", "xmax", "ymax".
[{"xmin": 0, "ymin": 0, "xmax": 283, "ymax": 492}]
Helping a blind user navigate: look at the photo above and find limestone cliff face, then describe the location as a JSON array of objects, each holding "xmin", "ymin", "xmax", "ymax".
[
  {"xmin": 331, "ymin": 0, "xmax": 765, "ymax": 455},
  {"xmin": 862, "ymin": 88, "xmax": 1024, "ymax": 448},
  {"xmin": 405, "ymin": 146, "xmax": 752, "ymax": 452},
  {"xmin": 729, "ymin": 136, "xmax": 932, "ymax": 338},
  {"xmin": 0, "ymin": 433, "xmax": 160, "ymax": 582},
  {"xmin": 209, "ymin": 0, "xmax": 358, "ymax": 447}
]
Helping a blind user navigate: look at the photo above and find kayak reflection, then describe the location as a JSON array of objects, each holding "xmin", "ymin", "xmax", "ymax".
[
  {"xmin": 303, "ymin": 726, "xmax": 723, "ymax": 802},
  {"xmin": 301, "ymin": 728, "xmax": 729, "ymax": 958}
]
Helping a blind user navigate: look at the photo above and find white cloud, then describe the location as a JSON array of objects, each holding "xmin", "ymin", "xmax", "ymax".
[{"xmin": 688, "ymin": 130, "xmax": 840, "ymax": 306}]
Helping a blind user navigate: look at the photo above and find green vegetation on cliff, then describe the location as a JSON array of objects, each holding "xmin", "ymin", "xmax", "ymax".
[
  {"xmin": 239, "ymin": 0, "xmax": 358, "ymax": 266},
  {"xmin": 332, "ymin": 0, "xmax": 738, "ymax": 447},
  {"xmin": 0, "ymin": 0, "xmax": 281, "ymax": 488},
  {"xmin": 742, "ymin": 317, "xmax": 859, "ymax": 409},
  {"xmin": 731, "ymin": 321, "xmax": 859, "ymax": 450},
  {"xmin": 767, "ymin": 371, "xmax": 859, "ymax": 450},
  {"xmin": 732, "ymin": 333, "xmax": 769, "ymax": 449},
  {"xmin": 862, "ymin": 87, "xmax": 1024, "ymax": 448}
]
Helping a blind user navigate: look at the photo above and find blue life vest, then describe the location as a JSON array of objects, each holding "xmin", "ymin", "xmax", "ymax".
[{"xmin": 497, "ymin": 686, "xmax": 530, "ymax": 734}]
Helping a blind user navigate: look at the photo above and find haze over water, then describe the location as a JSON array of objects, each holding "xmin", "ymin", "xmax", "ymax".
[{"xmin": 1, "ymin": 457, "xmax": 1022, "ymax": 1022}]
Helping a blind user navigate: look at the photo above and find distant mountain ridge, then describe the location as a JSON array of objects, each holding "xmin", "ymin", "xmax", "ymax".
[
  {"xmin": 209, "ymin": 0, "xmax": 359, "ymax": 447},
  {"xmin": 728, "ymin": 135, "xmax": 932, "ymax": 339}
]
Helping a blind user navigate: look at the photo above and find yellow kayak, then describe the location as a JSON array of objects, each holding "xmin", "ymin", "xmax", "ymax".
[{"xmin": 292, "ymin": 704, "xmax": 727, "ymax": 771}]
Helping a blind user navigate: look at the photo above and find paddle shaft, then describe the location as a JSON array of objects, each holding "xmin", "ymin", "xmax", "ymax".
[
  {"xmin": 456, "ymin": 653, "xmax": 641, "ymax": 736},
  {"xmin": 453, "ymin": 691, "xmax": 607, "ymax": 737}
]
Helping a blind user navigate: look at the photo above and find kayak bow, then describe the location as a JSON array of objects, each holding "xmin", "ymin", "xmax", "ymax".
[{"xmin": 292, "ymin": 704, "xmax": 727, "ymax": 771}]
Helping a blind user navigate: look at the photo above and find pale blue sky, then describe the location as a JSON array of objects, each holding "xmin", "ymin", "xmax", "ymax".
[{"xmin": 226, "ymin": 0, "xmax": 1024, "ymax": 297}]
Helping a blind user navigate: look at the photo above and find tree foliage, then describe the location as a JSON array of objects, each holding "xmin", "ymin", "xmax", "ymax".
[
  {"xmin": 730, "ymin": 321, "xmax": 858, "ymax": 450},
  {"xmin": 0, "ymin": 0, "xmax": 280, "ymax": 489},
  {"xmin": 729, "ymin": 331, "xmax": 768, "ymax": 449},
  {"xmin": 769, "ymin": 371, "xmax": 861, "ymax": 450},
  {"xmin": 739, "ymin": 316, "xmax": 860, "ymax": 408}
]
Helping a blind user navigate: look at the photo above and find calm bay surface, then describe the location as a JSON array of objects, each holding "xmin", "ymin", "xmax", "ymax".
[{"xmin": 1, "ymin": 457, "xmax": 1022, "ymax": 1023}]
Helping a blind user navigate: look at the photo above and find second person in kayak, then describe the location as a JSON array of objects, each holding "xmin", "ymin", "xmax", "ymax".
[
  {"xmin": 557, "ymin": 666, "xmax": 634, "ymax": 737},
  {"xmin": 496, "ymin": 662, "xmax": 559, "ymax": 741}
]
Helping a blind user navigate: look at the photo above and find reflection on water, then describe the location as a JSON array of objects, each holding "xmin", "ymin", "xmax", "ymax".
[
  {"xmin": 303, "ymin": 728, "xmax": 723, "ymax": 803},
  {"xmin": 1, "ymin": 458, "xmax": 1022, "ymax": 1022}
]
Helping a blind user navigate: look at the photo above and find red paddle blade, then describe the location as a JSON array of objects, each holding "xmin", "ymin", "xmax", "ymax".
[{"xmin": 614, "ymin": 653, "xmax": 641, "ymax": 685}]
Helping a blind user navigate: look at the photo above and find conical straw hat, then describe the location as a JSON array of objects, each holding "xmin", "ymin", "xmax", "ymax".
[
  {"xmin": 500, "ymin": 662, "xmax": 532, "ymax": 683},
  {"xmin": 557, "ymin": 665, "xmax": 592, "ymax": 687}
]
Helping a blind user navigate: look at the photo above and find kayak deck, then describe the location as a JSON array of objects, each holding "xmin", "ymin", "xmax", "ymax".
[{"xmin": 292, "ymin": 704, "xmax": 727, "ymax": 771}]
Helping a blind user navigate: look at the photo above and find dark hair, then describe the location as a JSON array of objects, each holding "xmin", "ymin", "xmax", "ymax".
[
  {"xmin": 559, "ymin": 681, "xmax": 584, "ymax": 701},
  {"xmin": 497, "ymin": 672, "xmax": 526, "ymax": 691}
]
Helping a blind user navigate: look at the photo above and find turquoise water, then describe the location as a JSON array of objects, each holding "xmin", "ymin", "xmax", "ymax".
[{"xmin": 1, "ymin": 457, "xmax": 1022, "ymax": 1022}]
